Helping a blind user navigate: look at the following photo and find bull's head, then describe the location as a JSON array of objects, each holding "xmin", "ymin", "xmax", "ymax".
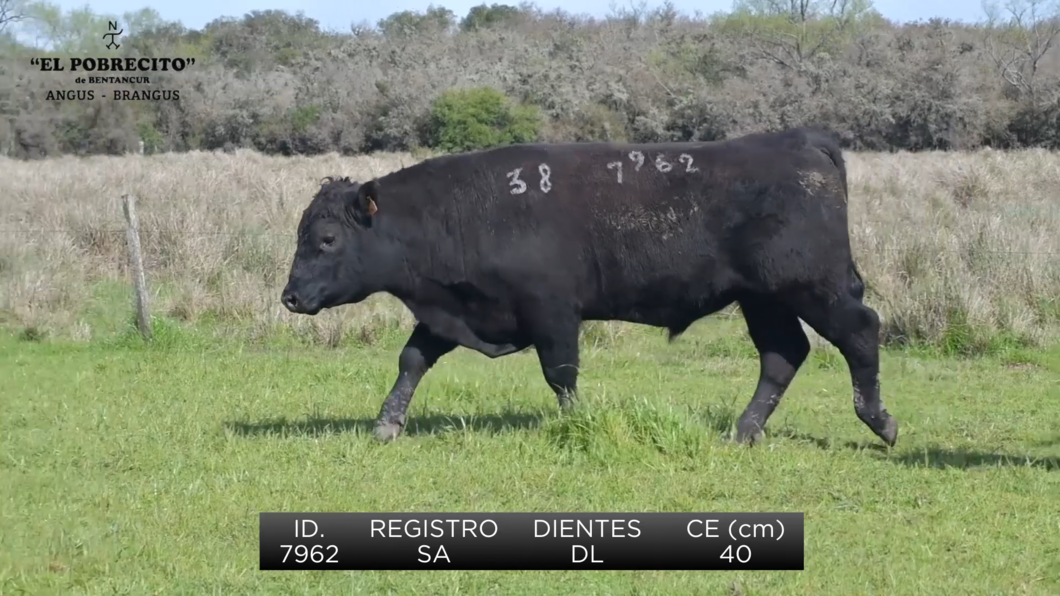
[{"xmin": 281, "ymin": 176, "xmax": 389, "ymax": 315}]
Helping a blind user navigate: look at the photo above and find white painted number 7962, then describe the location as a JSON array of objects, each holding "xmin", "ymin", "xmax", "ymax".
[{"xmin": 607, "ymin": 152, "xmax": 699, "ymax": 184}]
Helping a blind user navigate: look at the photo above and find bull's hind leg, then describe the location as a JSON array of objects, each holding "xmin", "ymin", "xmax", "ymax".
[
  {"xmin": 793, "ymin": 291, "xmax": 898, "ymax": 447},
  {"xmin": 735, "ymin": 297, "xmax": 811, "ymax": 444},
  {"xmin": 373, "ymin": 322, "xmax": 457, "ymax": 442}
]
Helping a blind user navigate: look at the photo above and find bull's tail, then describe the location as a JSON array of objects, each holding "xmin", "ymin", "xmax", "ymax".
[
  {"xmin": 804, "ymin": 127, "xmax": 849, "ymax": 203},
  {"xmin": 849, "ymin": 260, "xmax": 865, "ymax": 302}
]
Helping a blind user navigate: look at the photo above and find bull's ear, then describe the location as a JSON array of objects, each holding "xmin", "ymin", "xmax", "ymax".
[{"xmin": 348, "ymin": 180, "xmax": 380, "ymax": 223}]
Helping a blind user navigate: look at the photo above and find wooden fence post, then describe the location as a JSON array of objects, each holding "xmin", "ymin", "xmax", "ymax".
[{"xmin": 122, "ymin": 193, "xmax": 152, "ymax": 340}]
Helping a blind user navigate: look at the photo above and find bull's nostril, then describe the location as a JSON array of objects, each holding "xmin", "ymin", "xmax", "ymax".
[{"xmin": 282, "ymin": 292, "xmax": 299, "ymax": 310}]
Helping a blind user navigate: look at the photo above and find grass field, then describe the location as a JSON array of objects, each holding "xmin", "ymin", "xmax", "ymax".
[
  {"xmin": 1, "ymin": 316, "xmax": 1058, "ymax": 594},
  {"xmin": 2, "ymin": 146, "xmax": 1059, "ymax": 593}
]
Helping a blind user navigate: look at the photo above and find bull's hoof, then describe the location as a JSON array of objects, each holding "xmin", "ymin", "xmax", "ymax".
[
  {"xmin": 875, "ymin": 416, "xmax": 899, "ymax": 447},
  {"xmin": 859, "ymin": 411, "xmax": 898, "ymax": 447},
  {"xmin": 373, "ymin": 421, "xmax": 404, "ymax": 443},
  {"xmin": 733, "ymin": 425, "xmax": 765, "ymax": 446},
  {"xmin": 733, "ymin": 410, "xmax": 766, "ymax": 445},
  {"xmin": 556, "ymin": 392, "xmax": 576, "ymax": 411}
]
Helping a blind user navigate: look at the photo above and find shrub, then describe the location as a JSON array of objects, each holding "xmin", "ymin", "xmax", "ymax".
[{"xmin": 425, "ymin": 87, "xmax": 541, "ymax": 153}]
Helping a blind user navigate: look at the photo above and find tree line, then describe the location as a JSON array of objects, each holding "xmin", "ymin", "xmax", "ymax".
[{"xmin": 2, "ymin": 0, "xmax": 1060, "ymax": 159}]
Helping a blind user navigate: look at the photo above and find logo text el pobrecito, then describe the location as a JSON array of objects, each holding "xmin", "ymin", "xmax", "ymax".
[{"xmin": 30, "ymin": 20, "xmax": 193, "ymax": 101}]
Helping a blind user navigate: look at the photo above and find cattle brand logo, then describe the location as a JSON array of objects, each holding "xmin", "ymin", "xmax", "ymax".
[
  {"xmin": 29, "ymin": 20, "xmax": 193, "ymax": 102},
  {"xmin": 103, "ymin": 21, "xmax": 122, "ymax": 50}
]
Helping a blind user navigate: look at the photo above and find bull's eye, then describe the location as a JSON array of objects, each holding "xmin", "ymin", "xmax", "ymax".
[{"xmin": 321, "ymin": 235, "xmax": 335, "ymax": 248}]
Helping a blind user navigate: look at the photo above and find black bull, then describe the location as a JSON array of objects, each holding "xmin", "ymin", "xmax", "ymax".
[{"xmin": 281, "ymin": 127, "xmax": 898, "ymax": 447}]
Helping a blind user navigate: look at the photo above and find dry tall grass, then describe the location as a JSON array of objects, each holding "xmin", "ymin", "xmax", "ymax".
[{"xmin": 1, "ymin": 146, "xmax": 1058, "ymax": 352}]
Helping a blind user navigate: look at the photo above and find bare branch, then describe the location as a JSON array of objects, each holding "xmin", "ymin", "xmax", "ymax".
[
  {"xmin": 982, "ymin": 0, "xmax": 1060, "ymax": 103},
  {"xmin": 0, "ymin": 0, "xmax": 26, "ymax": 33}
]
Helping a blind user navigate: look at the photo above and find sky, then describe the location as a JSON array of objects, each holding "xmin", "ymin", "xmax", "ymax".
[{"xmin": 40, "ymin": 0, "xmax": 990, "ymax": 33}]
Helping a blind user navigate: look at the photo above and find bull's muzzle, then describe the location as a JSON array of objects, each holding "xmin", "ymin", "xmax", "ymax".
[{"xmin": 281, "ymin": 287, "xmax": 303, "ymax": 313}]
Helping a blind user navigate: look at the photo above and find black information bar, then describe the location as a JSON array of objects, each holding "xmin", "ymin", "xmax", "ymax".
[{"xmin": 259, "ymin": 512, "xmax": 803, "ymax": 570}]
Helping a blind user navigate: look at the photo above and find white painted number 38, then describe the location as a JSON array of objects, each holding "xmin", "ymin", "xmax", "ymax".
[{"xmin": 507, "ymin": 164, "xmax": 552, "ymax": 195}]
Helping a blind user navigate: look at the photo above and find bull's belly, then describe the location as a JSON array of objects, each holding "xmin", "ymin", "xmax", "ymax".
[
  {"xmin": 583, "ymin": 292, "xmax": 738, "ymax": 331},
  {"xmin": 458, "ymin": 304, "xmax": 521, "ymax": 343},
  {"xmin": 586, "ymin": 306, "xmax": 690, "ymax": 329},
  {"xmin": 466, "ymin": 319, "xmax": 523, "ymax": 347},
  {"xmin": 406, "ymin": 300, "xmax": 526, "ymax": 353}
]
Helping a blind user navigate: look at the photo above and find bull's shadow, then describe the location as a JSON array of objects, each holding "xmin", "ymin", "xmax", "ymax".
[
  {"xmin": 778, "ymin": 430, "xmax": 1059, "ymax": 471},
  {"xmin": 225, "ymin": 409, "xmax": 545, "ymax": 439},
  {"xmin": 886, "ymin": 448, "xmax": 1058, "ymax": 471}
]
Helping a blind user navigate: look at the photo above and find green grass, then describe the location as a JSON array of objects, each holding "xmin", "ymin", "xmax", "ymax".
[{"xmin": 1, "ymin": 314, "xmax": 1059, "ymax": 595}]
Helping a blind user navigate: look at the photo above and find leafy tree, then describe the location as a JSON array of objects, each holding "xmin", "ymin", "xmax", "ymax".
[
  {"xmin": 378, "ymin": 5, "xmax": 456, "ymax": 39},
  {"xmin": 460, "ymin": 3, "xmax": 526, "ymax": 31}
]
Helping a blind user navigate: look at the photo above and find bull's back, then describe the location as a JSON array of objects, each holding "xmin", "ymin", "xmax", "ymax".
[
  {"xmin": 470, "ymin": 130, "xmax": 848, "ymax": 262},
  {"xmin": 474, "ymin": 129, "xmax": 845, "ymax": 222}
]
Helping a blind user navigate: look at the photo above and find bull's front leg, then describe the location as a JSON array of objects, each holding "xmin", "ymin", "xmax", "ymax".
[
  {"xmin": 525, "ymin": 305, "xmax": 582, "ymax": 409},
  {"xmin": 374, "ymin": 322, "xmax": 457, "ymax": 442}
]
